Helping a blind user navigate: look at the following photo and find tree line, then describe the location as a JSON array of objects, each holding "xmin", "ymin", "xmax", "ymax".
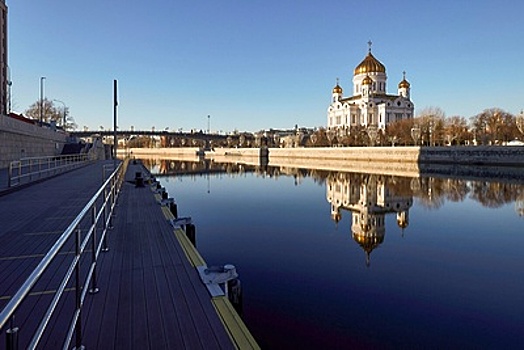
[{"xmin": 310, "ymin": 106, "xmax": 524, "ymax": 147}]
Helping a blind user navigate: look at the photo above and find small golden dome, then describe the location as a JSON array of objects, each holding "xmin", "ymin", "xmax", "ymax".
[
  {"xmin": 397, "ymin": 218, "xmax": 409, "ymax": 228},
  {"xmin": 398, "ymin": 79, "xmax": 410, "ymax": 89},
  {"xmin": 354, "ymin": 52, "xmax": 386, "ymax": 75},
  {"xmin": 332, "ymin": 84, "xmax": 343, "ymax": 94},
  {"xmin": 362, "ymin": 75, "xmax": 373, "ymax": 85},
  {"xmin": 398, "ymin": 71, "xmax": 410, "ymax": 88}
]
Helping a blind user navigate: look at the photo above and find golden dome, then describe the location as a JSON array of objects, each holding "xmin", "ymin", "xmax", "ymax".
[
  {"xmin": 398, "ymin": 71, "xmax": 410, "ymax": 88},
  {"xmin": 362, "ymin": 75, "xmax": 373, "ymax": 85},
  {"xmin": 398, "ymin": 79, "xmax": 410, "ymax": 89},
  {"xmin": 354, "ymin": 52, "xmax": 386, "ymax": 75},
  {"xmin": 332, "ymin": 84, "xmax": 343, "ymax": 94},
  {"xmin": 397, "ymin": 218, "xmax": 409, "ymax": 228}
]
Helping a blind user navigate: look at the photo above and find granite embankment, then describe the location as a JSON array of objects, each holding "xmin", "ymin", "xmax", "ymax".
[{"xmin": 122, "ymin": 146, "xmax": 524, "ymax": 180}]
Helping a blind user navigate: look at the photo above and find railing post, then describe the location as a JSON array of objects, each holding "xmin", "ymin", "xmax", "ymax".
[
  {"xmin": 108, "ymin": 183, "xmax": 114, "ymax": 230},
  {"xmin": 5, "ymin": 317, "xmax": 19, "ymax": 350},
  {"xmin": 90, "ymin": 206, "xmax": 100, "ymax": 294},
  {"xmin": 74, "ymin": 228, "xmax": 84, "ymax": 350},
  {"xmin": 8, "ymin": 162, "xmax": 12, "ymax": 187},
  {"xmin": 101, "ymin": 186, "xmax": 110, "ymax": 252},
  {"xmin": 112, "ymin": 175, "xmax": 118, "ymax": 209}
]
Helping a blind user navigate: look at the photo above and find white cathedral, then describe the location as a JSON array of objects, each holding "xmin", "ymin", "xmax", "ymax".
[{"xmin": 327, "ymin": 43, "xmax": 414, "ymax": 132}]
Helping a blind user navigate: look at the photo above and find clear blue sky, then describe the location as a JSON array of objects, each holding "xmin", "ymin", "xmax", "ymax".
[{"xmin": 7, "ymin": 0, "xmax": 524, "ymax": 132}]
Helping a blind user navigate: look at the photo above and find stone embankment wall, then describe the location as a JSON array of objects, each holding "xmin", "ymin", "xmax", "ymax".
[
  {"xmin": 222, "ymin": 146, "xmax": 524, "ymax": 180},
  {"xmin": 123, "ymin": 146, "xmax": 524, "ymax": 166},
  {"xmin": 121, "ymin": 147, "xmax": 201, "ymax": 160},
  {"xmin": 0, "ymin": 114, "xmax": 68, "ymax": 168},
  {"xmin": 122, "ymin": 146, "xmax": 524, "ymax": 181},
  {"xmin": 266, "ymin": 146, "xmax": 524, "ymax": 166}
]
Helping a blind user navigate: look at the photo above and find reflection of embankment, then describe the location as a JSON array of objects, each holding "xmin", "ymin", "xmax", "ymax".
[
  {"xmin": 212, "ymin": 147, "xmax": 524, "ymax": 183},
  {"xmin": 123, "ymin": 146, "xmax": 524, "ymax": 182}
]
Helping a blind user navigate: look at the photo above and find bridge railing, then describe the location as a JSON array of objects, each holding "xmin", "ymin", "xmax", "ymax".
[
  {"xmin": 0, "ymin": 158, "xmax": 129, "ymax": 350},
  {"xmin": 8, "ymin": 154, "xmax": 91, "ymax": 188}
]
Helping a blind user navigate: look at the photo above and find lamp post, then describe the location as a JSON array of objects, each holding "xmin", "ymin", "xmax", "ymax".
[
  {"xmin": 411, "ymin": 125, "xmax": 421, "ymax": 146},
  {"xmin": 6, "ymin": 65, "xmax": 12, "ymax": 114},
  {"xmin": 53, "ymin": 99, "xmax": 66, "ymax": 128},
  {"xmin": 517, "ymin": 110, "xmax": 524, "ymax": 136},
  {"xmin": 39, "ymin": 76, "xmax": 46, "ymax": 126},
  {"xmin": 207, "ymin": 115, "xmax": 210, "ymax": 134}
]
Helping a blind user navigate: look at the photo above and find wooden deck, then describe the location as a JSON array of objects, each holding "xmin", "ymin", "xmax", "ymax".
[{"xmin": 0, "ymin": 160, "xmax": 255, "ymax": 349}]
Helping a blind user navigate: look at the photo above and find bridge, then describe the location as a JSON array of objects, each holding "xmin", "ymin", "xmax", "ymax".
[
  {"xmin": 71, "ymin": 129, "xmax": 230, "ymax": 139},
  {"xmin": 70, "ymin": 130, "xmax": 267, "ymax": 148}
]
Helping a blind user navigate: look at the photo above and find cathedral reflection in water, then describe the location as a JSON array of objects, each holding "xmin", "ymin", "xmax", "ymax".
[{"xmin": 326, "ymin": 173, "xmax": 412, "ymax": 265}]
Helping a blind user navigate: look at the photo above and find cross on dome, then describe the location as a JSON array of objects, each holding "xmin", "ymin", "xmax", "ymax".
[{"xmin": 368, "ymin": 40, "xmax": 372, "ymax": 52}]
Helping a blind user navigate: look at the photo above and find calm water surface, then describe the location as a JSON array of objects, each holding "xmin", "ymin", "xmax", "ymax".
[{"xmin": 145, "ymin": 159, "xmax": 524, "ymax": 349}]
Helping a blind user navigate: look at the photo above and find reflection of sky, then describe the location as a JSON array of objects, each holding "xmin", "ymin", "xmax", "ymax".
[{"xmin": 162, "ymin": 172, "xmax": 524, "ymax": 349}]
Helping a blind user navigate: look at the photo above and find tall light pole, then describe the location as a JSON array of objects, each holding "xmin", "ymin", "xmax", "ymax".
[
  {"xmin": 6, "ymin": 65, "xmax": 11, "ymax": 114},
  {"xmin": 113, "ymin": 79, "xmax": 118, "ymax": 162},
  {"xmin": 207, "ymin": 114, "xmax": 210, "ymax": 134},
  {"xmin": 53, "ymin": 99, "xmax": 66, "ymax": 128},
  {"xmin": 517, "ymin": 110, "xmax": 524, "ymax": 136},
  {"xmin": 39, "ymin": 76, "xmax": 46, "ymax": 126}
]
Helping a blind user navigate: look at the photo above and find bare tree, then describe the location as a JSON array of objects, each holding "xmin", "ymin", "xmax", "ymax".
[
  {"xmin": 386, "ymin": 118, "xmax": 414, "ymax": 145},
  {"xmin": 470, "ymin": 108, "xmax": 516, "ymax": 145},
  {"xmin": 417, "ymin": 106, "xmax": 446, "ymax": 146},
  {"xmin": 24, "ymin": 98, "xmax": 76, "ymax": 130},
  {"xmin": 444, "ymin": 115, "xmax": 469, "ymax": 145}
]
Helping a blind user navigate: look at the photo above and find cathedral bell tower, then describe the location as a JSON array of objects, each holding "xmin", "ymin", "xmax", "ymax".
[
  {"xmin": 398, "ymin": 71, "xmax": 411, "ymax": 99},
  {"xmin": 332, "ymin": 78, "xmax": 343, "ymax": 103}
]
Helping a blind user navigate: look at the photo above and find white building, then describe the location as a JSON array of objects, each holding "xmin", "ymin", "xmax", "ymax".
[{"xmin": 327, "ymin": 43, "xmax": 414, "ymax": 133}]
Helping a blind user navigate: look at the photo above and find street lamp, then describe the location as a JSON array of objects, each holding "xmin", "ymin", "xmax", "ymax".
[
  {"xmin": 517, "ymin": 110, "xmax": 524, "ymax": 136},
  {"xmin": 39, "ymin": 76, "xmax": 46, "ymax": 126},
  {"xmin": 53, "ymin": 99, "xmax": 66, "ymax": 128},
  {"xmin": 6, "ymin": 65, "xmax": 12, "ymax": 114},
  {"xmin": 411, "ymin": 125, "xmax": 421, "ymax": 146},
  {"xmin": 207, "ymin": 115, "xmax": 210, "ymax": 134}
]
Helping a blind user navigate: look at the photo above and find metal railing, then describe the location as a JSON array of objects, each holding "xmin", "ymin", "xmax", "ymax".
[
  {"xmin": 0, "ymin": 158, "xmax": 129, "ymax": 350},
  {"xmin": 8, "ymin": 154, "xmax": 90, "ymax": 188}
]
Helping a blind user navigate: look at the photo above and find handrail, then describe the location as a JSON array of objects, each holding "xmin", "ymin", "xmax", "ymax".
[
  {"xmin": 0, "ymin": 158, "xmax": 129, "ymax": 349},
  {"xmin": 8, "ymin": 154, "xmax": 90, "ymax": 188}
]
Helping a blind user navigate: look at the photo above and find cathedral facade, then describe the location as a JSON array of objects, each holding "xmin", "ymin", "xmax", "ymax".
[{"xmin": 327, "ymin": 44, "xmax": 414, "ymax": 133}]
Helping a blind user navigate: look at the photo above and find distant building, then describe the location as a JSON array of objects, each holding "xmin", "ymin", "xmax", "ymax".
[
  {"xmin": 0, "ymin": 0, "xmax": 7, "ymax": 115},
  {"xmin": 327, "ymin": 42, "xmax": 414, "ymax": 134}
]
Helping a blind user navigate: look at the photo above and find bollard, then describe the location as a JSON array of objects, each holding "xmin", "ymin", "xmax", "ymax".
[
  {"xmin": 169, "ymin": 201, "xmax": 178, "ymax": 218},
  {"xmin": 161, "ymin": 190, "xmax": 168, "ymax": 200},
  {"xmin": 135, "ymin": 172, "xmax": 144, "ymax": 187},
  {"xmin": 156, "ymin": 182, "xmax": 162, "ymax": 189},
  {"xmin": 227, "ymin": 278, "xmax": 243, "ymax": 316},
  {"xmin": 186, "ymin": 223, "xmax": 196, "ymax": 246}
]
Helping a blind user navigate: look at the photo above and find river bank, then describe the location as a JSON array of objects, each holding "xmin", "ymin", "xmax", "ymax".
[{"xmin": 122, "ymin": 146, "xmax": 524, "ymax": 166}]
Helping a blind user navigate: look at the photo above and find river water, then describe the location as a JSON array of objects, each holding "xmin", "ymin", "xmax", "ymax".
[{"xmin": 144, "ymin": 158, "xmax": 524, "ymax": 349}]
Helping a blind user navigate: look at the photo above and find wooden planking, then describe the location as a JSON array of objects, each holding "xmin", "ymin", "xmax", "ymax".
[
  {"xmin": 1, "ymin": 160, "xmax": 243, "ymax": 349},
  {"xmin": 81, "ymin": 163, "xmax": 236, "ymax": 349},
  {"xmin": 0, "ymin": 161, "xmax": 118, "ymax": 349}
]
